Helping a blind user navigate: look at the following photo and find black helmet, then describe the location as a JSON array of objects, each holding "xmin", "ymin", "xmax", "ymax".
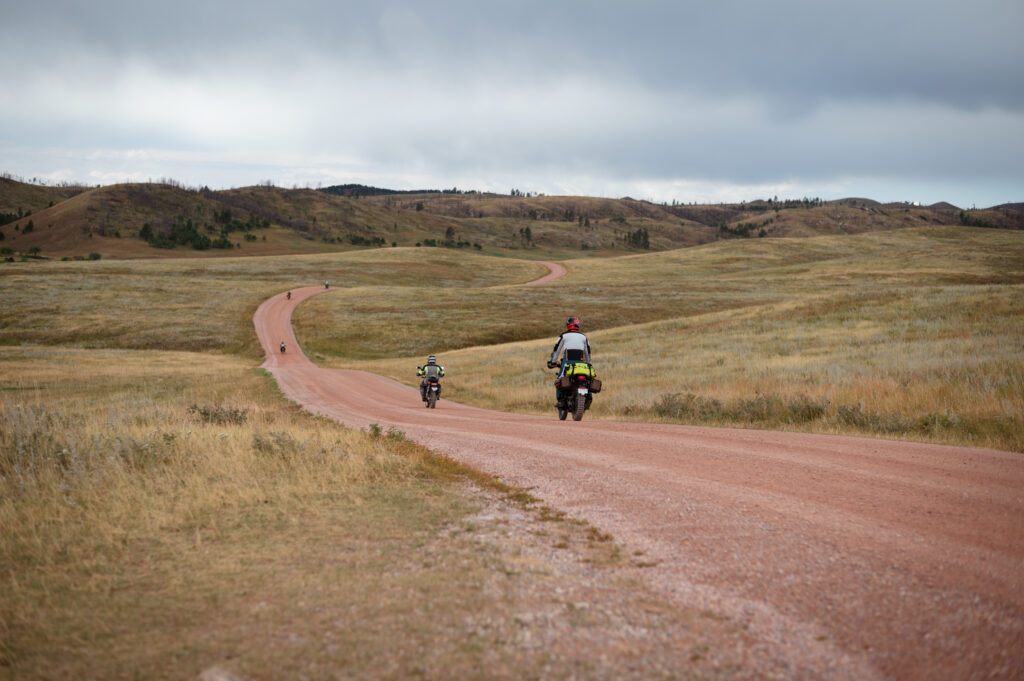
[{"xmin": 566, "ymin": 317, "xmax": 580, "ymax": 331}]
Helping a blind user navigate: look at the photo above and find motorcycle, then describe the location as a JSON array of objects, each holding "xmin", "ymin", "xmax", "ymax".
[
  {"xmin": 280, "ymin": 342, "xmax": 286, "ymax": 353},
  {"xmin": 551, "ymin": 361, "xmax": 601, "ymax": 421},
  {"xmin": 423, "ymin": 376, "xmax": 441, "ymax": 409}
]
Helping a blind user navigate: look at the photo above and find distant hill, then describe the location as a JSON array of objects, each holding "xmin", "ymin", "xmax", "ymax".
[
  {"xmin": 994, "ymin": 202, "xmax": 1024, "ymax": 213},
  {"xmin": 0, "ymin": 175, "xmax": 89, "ymax": 217},
  {"xmin": 0, "ymin": 178, "xmax": 1020, "ymax": 261}
]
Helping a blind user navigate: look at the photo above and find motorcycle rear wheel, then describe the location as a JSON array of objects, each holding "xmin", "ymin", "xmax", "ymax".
[
  {"xmin": 427, "ymin": 391, "xmax": 437, "ymax": 409},
  {"xmin": 572, "ymin": 396, "xmax": 586, "ymax": 421}
]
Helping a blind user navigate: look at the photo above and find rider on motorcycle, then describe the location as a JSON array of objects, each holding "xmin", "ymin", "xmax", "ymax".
[
  {"xmin": 417, "ymin": 355, "xmax": 445, "ymax": 402},
  {"xmin": 547, "ymin": 317, "xmax": 591, "ymax": 408},
  {"xmin": 280, "ymin": 341, "xmax": 286, "ymax": 353}
]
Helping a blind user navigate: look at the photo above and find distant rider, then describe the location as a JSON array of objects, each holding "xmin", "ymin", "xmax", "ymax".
[
  {"xmin": 324, "ymin": 281, "xmax": 330, "ymax": 289},
  {"xmin": 417, "ymin": 355, "xmax": 445, "ymax": 402},
  {"xmin": 547, "ymin": 317, "xmax": 591, "ymax": 408},
  {"xmin": 280, "ymin": 341, "xmax": 286, "ymax": 353},
  {"xmin": 286, "ymin": 291, "xmax": 291, "ymax": 300}
]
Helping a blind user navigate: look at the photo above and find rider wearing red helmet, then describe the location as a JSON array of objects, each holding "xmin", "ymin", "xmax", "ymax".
[{"xmin": 547, "ymin": 317, "xmax": 591, "ymax": 407}]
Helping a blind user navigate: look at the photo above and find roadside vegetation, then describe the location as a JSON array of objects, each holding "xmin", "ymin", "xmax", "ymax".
[{"xmin": 0, "ymin": 349, "xmax": 719, "ymax": 676}]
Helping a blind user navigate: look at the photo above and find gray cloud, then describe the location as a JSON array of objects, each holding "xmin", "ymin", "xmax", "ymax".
[{"xmin": 1, "ymin": 0, "xmax": 1022, "ymax": 205}]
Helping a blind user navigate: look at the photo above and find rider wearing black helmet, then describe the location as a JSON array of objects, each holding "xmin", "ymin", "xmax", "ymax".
[{"xmin": 547, "ymin": 317, "xmax": 591, "ymax": 408}]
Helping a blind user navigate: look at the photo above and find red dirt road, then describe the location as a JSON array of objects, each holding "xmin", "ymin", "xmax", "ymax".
[
  {"xmin": 522, "ymin": 260, "xmax": 567, "ymax": 285},
  {"xmin": 255, "ymin": 284, "xmax": 1023, "ymax": 681}
]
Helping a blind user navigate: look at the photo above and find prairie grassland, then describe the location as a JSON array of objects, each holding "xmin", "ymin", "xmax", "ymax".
[
  {"xmin": 0, "ymin": 347, "xmax": 426, "ymax": 675},
  {"xmin": 2, "ymin": 346, "xmax": 715, "ymax": 679},
  {"xmin": 0, "ymin": 249, "xmax": 545, "ymax": 352},
  {"xmin": 331, "ymin": 228, "xmax": 1024, "ymax": 451},
  {"xmin": 300, "ymin": 226, "xmax": 1024, "ymax": 360}
]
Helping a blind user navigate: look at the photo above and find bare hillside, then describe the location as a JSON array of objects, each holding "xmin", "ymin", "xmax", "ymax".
[{"xmin": 1, "ymin": 178, "xmax": 1020, "ymax": 261}]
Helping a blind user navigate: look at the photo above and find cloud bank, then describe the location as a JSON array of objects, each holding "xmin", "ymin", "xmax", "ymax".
[{"xmin": 2, "ymin": 0, "xmax": 1022, "ymax": 206}]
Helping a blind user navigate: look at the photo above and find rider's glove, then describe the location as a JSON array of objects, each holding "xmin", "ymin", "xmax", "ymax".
[{"xmin": 547, "ymin": 361, "xmax": 557, "ymax": 369}]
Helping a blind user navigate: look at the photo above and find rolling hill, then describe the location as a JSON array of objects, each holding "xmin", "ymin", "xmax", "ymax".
[{"xmin": 1, "ymin": 177, "xmax": 1021, "ymax": 261}]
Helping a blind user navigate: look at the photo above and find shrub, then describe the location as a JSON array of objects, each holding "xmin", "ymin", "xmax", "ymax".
[
  {"xmin": 645, "ymin": 392, "xmax": 828, "ymax": 425},
  {"xmin": 186, "ymin": 403, "xmax": 249, "ymax": 425},
  {"xmin": 835, "ymin": 404, "xmax": 907, "ymax": 433}
]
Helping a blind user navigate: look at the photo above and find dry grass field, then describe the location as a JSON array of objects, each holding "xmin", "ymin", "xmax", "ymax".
[
  {"xmin": 316, "ymin": 228, "xmax": 1024, "ymax": 452},
  {"xmin": 0, "ymin": 249, "xmax": 544, "ymax": 351},
  {"xmin": 3, "ymin": 347, "xmax": 727, "ymax": 679}
]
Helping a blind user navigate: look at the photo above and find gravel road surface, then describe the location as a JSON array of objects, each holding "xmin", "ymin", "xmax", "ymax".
[{"xmin": 255, "ymin": 282, "xmax": 1023, "ymax": 680}]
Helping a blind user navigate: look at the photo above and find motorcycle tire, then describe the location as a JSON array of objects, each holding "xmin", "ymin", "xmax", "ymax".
[
  {"xmin": 572, "ymin": 396, "xmax": 586, "ymax": 421},
  {"xmin": 427, "ymin": 391, "xmax": 437, "ymax": 409},
  {"xmin": 558, "ymin": 407, "xmax": 568, "ymax": 420}
]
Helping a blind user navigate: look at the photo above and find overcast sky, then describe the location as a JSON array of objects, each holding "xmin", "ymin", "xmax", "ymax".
[{"xmin": 2, "ymin": 0, "xmax": 1022, "ymax": 206}]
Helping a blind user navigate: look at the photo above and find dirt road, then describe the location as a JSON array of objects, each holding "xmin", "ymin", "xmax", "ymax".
[
  {"xmin": 255, "ymin": 283, "xmax": 1023, "ymax": 681},
  {"xmin": 522, "ymin": 260, "xmax": 567, "ymax": 285}
]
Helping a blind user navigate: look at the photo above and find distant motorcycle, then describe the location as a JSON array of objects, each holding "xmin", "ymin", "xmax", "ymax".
[
  {"xmin": 280, "ymin": 342, "xmax": 286, "ymax": 353},
  {"xmin": 286, "ymin": 291, "xmax": 291, "ymax": 300},
  {"xmin": 551, "ymin": 361, "xmax": 601, "ymax": 421}
]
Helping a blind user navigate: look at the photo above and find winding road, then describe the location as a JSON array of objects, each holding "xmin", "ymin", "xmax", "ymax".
[{"xmin": 254, "ymin": 264, "xmax": 1023, "ymax": 681}]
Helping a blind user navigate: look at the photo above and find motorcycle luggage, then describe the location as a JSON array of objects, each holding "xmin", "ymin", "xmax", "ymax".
[
  {"xmin": 590, "ymin": 378, "xmax": 602, "ymax": 393},
  {"xmin": 564, "ymin": 362, "xmax": 596, "ymax": 378},
  {"xmin": 556, "ymin": 376, "xmax": 573, "ymax": 389}
]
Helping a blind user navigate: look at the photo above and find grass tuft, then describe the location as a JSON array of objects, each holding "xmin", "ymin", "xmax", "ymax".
[{"xmin": 635, "ymin": 391, "xmax": 829, "ymax": 425}]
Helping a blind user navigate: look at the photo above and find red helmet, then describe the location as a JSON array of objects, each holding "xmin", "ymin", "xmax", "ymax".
[{"xmin": 566, "ymin": 316, "xmax": 580, "ymax": 331}]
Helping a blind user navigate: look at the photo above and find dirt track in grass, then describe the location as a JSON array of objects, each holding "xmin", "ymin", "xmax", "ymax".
[{"xmin": 254, "ymin": 269, "xmax": 1024, "ymax": 680}]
